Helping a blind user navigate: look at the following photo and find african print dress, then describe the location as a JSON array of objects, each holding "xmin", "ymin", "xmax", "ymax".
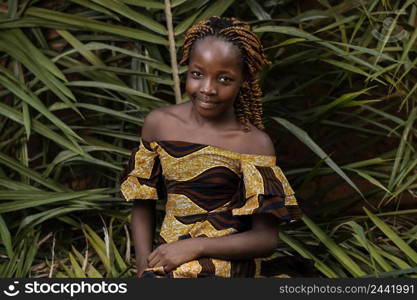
[{"xmin": 120, "ymin": 140, "xmax": 302, "ymax": 278}]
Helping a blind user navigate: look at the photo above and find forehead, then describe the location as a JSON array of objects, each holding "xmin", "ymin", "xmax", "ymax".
[{"xmin": 190, "ymin": 36, "xmax": 243, "ymax": 69}]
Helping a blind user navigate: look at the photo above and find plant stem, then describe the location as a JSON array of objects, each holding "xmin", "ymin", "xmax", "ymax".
[{"xmin": 164, "ymin": 0, "xmax": 182, "ymax": 103}]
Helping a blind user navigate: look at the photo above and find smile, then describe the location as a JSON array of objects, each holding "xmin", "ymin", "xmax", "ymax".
[{"xmin": 197, "ymin": 98, "xmax": 219, "ymax": 109}]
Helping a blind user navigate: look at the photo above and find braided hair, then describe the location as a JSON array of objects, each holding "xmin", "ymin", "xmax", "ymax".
[{"xmin": 180, "ymin": 16, "xmax": 270, "ymax": 131}]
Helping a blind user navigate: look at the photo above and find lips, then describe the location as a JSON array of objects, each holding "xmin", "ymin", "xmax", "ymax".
[{"xmin": 196, "ymin": 97, "xmax": 220, "ymax": 109}]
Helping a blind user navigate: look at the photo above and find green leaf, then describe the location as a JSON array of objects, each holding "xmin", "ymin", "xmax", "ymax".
[
  {"xmin": 0, "ymin": 102, "xmax": 88, "ymax": 158},
  {"xmin": 255, "ymin": 25, "xmax": 320, "ymax": 41},
  {"xmin": 0, "ymin": 215, "xmax": 13, "ymax": 258},
  {"xmin": 0, "ymin": 189, "xmax": 108, "ymax": 213},
  {"xmin": 66, "ymin": 81, "xmax": 164, "ymax": 102},
  {"xmin": 361, "ymin": 267, "xmax": 417, "ymax": 278},
  {"xmin": 311, "ymin": 87, "xmax": 376, "ymax": 118},
  {"xmin": 83, "ymin": 224, "xmax": 112, "ymax": 275},
  {"xmin": 70, "ymin": 0, "xmax": 121, "ymax": 20},
  {"xmin": 339, "ymin": 221, "xmax": 393, "ymax": 273},
  {"xmin": 331, "ymin": 42, "xmax": 398, "ymax": 63},
  {"xmin": 63, "ymin": 66, "xmax": 173, "ymax": 85},
  {"xmin": 0, "ymin": 30, "xmax": 81, "ymax": 115},
  {"xmin": 173, "ymin": 0, "xmax": 208, "ymax": 15},
  {"xmin": 346, "ymin": 168, "xmax": 391, "ymax": 194},
  {"xmin": 302, "ymin": 215, "xmax": 366, "ymax": 277},
  {"xmin": 266, "ymin": 38, "xmax": 306, "ymax": 49},
  {"xmin": 279, "ymin": 231, "xmax": 338, "ymax": 277},
  {"xmin": 54, "ymin": 42, "xmax": 172, "ymax": 73},
  {"xmin": 11, "ymin": 29, "xmax": 67, "ymax": 81},
  {"xmin": 69, "ymin": 252, "xmax": 86, "ymax": 278},
  {"xmin": 0, "ymin": 66, "xmax": 83, "ymax": 141},
  {"xmin": 255, "ymin": 25, "xmax": 382, "ymax": 71},
  {"xmin": 22, "ymin": 102, "xmax": 31, "ymax": 139},
  {"xmin": 271, "ymin": 117, "xmax": 365, "ymax": 198},
  {"xmin": 0, "ymin": 152, "xmax": 67, "ymax": 192},
  {"xmin": 247, "ymin": 0, "xmax": 270, "ymax": 20},
  {"xmin": 314, "ymin": 15, "xmax": 358, "ymax": 34},
  {"xmin": 376, "ymin": 248, "xmax": 411, "ymax": 270},
  {"xmin": 25, "ymin": 7, "xmax": 168, "ymax": 45},
  {"xmin": 174, "ymin": 8, "xmax": 201, "ymax": 36},
  {"xmin": 90, "ymin": 0, "xmax": 167, "ymax": 35},
  {"xmin": 0, "ymin": 178, "xmax": 40, "ymax": 191},
  {"xmin": 7, "ymin": 0, "xmax": 18, "ymax": 18},
  {"xmin": 171, "ymin": 0, "xmax": 188, "ymax": 7},
  {"xmin": 388, "ymin": 107, "xmax": 417, "ymax": 190},
  {"xmin": 196, "ymin": 0, "xmax": 235, "ymax": 23},
  {"xmin": 18, "ymin": 206, "xmax": 93, "ymax": 233},
  {"xmin": 322, "ymin": 59, "xmax": 371, "ymax": 77},
  {"xmin": 71, "ymin": 246, "xmax": 103, "ymax": 278},
  {"xmin": 364, "ymin": 207, "xmax": 417, "ymax": 265},
  {"xmin": 120, "ymin": 0, "xmax": 165, "ymax": 9}
]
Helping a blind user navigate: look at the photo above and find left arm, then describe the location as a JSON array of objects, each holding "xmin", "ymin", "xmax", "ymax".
[
  {"xmin": 147, "ymin": 214, "xmax": 279, "ymax": 272},
  {"xmin": 198, "ymin": 214, "xmax": 279, "ymax": 259}
]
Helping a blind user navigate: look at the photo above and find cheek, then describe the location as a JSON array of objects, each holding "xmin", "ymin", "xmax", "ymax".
[
  {"xmin": 221, "ymin": 85, "xmax": 241, "ymax": 101},
  {"xmin": 185, "ymin": 77, "xmax": 198, "ymax": 95}
]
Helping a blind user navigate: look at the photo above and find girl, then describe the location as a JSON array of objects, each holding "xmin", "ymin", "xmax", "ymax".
[{"xmin": 121, "ymin": 16, "xmax": 301, "ymax": 278}]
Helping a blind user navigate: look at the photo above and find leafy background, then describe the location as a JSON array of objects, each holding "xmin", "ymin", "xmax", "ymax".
[{"xmin": 0, "ymin": 0, "xmax": 416, "ymax": 278}]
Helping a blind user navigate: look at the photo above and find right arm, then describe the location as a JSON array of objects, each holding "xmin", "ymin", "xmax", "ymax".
[
  {"xmin": 131, "ymin": 200, "xmax": 155, "ymax": 277},
  {"xmin": 130, "ymin": 109, "xmax": 162, "ymax": 277}
]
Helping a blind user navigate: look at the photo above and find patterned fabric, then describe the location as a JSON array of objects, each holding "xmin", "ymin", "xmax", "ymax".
[{"xmin": 120, "ymin": 140, "xmax": 302, "ymax": 278}]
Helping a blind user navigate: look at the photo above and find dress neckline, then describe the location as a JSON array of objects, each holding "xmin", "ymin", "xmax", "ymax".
[{"xmin": 146, "ymin": 139, "xmax": 276, "ymax": 158}]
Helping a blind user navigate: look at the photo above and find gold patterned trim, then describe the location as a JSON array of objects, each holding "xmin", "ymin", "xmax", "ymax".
[{"xmin": 120, "ymin": 176, "xmax": 158, "ymax": 201}]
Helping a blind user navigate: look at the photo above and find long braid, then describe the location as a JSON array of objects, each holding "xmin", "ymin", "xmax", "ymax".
[
  {"xmin": 180, "ymin": 16, "xmax": 270, "ymax": 131},
  {"xmin": 180, "ymin": 21, "xmax": 213, "ymax": 65}
]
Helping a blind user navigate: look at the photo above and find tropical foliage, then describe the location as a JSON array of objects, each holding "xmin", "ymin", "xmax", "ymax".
[{"xmin": 0, "ymin": 0, "xmax": 416, "ymax": 278}]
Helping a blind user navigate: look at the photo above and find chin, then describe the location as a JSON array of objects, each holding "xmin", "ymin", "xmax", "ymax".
[{"xmin": 195, "ymin": 106, "xmax": 220, "ymax": 119}]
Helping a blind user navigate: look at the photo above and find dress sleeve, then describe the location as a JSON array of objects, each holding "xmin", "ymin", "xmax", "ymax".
[
  {"xmin": 120, "ymin": 140, "xmax": 163, "ymax": 201},
  {"xmin": 231, "ymin": 155, "xmax": 302, "ymax": 223}
]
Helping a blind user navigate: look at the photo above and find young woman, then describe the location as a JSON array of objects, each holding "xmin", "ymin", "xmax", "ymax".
[{"xmin": 121, "ymin": 16, "xmax": 301, "ymax": 278}]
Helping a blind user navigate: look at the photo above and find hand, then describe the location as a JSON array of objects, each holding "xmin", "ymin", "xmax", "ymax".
[
  {"xmin": 147, "ymin": 238, "xmax": 202, "ymax": 273},
  {"xmin": 136, "ymin": 257, "xmax": 149, "ymax": 278},
  {"xmin": 136, "ymin": 268, "xmax": 145, "ymax": 278}
]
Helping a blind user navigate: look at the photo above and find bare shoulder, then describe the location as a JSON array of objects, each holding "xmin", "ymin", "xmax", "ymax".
[
  {"xmin": 241, "ymin": 124, "xmax": 275, "ymax": 156},
  {"xmin": 141, "ymin": 108, "xmax": 162, "ymax": 141},
  {"xmin": 141, "ymin": 106, "xmax": 172, "ymax": 141},
  {"xmin": 141, "ymin": 104, "xmax": 187, "ymax": 141}
]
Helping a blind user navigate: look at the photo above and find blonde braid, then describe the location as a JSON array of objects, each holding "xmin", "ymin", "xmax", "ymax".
[
  {"xmin": 179, "ymin": 20, "xmax": 213, "ymax": 65},
  {"xmin": 235, "ymin": 81, "xmax": 251, "ymax": 131}
]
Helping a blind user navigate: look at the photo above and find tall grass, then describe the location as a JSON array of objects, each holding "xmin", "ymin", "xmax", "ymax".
[{"xmin": 0, "ymin": 0, "xmax": 416, "ymax": 277}]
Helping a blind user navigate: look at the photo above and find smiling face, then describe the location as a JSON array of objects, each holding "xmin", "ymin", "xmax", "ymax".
[{"xmin": 186, "ymin": 36, "xmax": 244, "ymax": 121}]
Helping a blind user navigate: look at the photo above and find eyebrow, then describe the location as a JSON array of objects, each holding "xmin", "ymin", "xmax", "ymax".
[{"xmin": 191, "ymin": 63, "xmax": 235, "ymax": 74}]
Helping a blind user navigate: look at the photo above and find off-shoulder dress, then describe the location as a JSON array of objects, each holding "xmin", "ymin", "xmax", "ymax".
[{"xmin": 120, "ymin": 140, "xmax": 302, "ymax": 278}]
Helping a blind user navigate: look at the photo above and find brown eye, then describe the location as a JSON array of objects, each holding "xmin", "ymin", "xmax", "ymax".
[
  {"xmin": 191, "ymin": 71, "xmax": 203, "ymax": 78},
  {"xmin": 219, "ymin": 76, "xmax": 232, "ymax": 83}
]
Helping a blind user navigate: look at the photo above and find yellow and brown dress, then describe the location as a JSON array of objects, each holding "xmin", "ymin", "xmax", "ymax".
[{"xmin": 120, "ymin": 140, "xmax": 302, "ymax": 278}]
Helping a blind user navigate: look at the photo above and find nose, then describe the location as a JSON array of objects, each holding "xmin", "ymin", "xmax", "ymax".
[{"xmin": 200, "ymin": 78, "xmax": 217, "ymax": 96}]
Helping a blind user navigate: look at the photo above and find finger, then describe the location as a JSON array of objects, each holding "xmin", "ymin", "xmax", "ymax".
[
  {"xmin": 163, "ymin": 264, "xmax": 172, "ymax": 273},
  {"xmin": 147, "ymin": 257, "xmax": 158, "ymax": 268},
  {"xmin": 147, "ymin": 245, "xmax": 164, "ymax": 263},
  {"xmin": 147, "ymin": 250, "xmax": 156, "ymax": 263},
  {"xmin": 148, "ymin": 255, "xmax": 163, "ymax": 268}
]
